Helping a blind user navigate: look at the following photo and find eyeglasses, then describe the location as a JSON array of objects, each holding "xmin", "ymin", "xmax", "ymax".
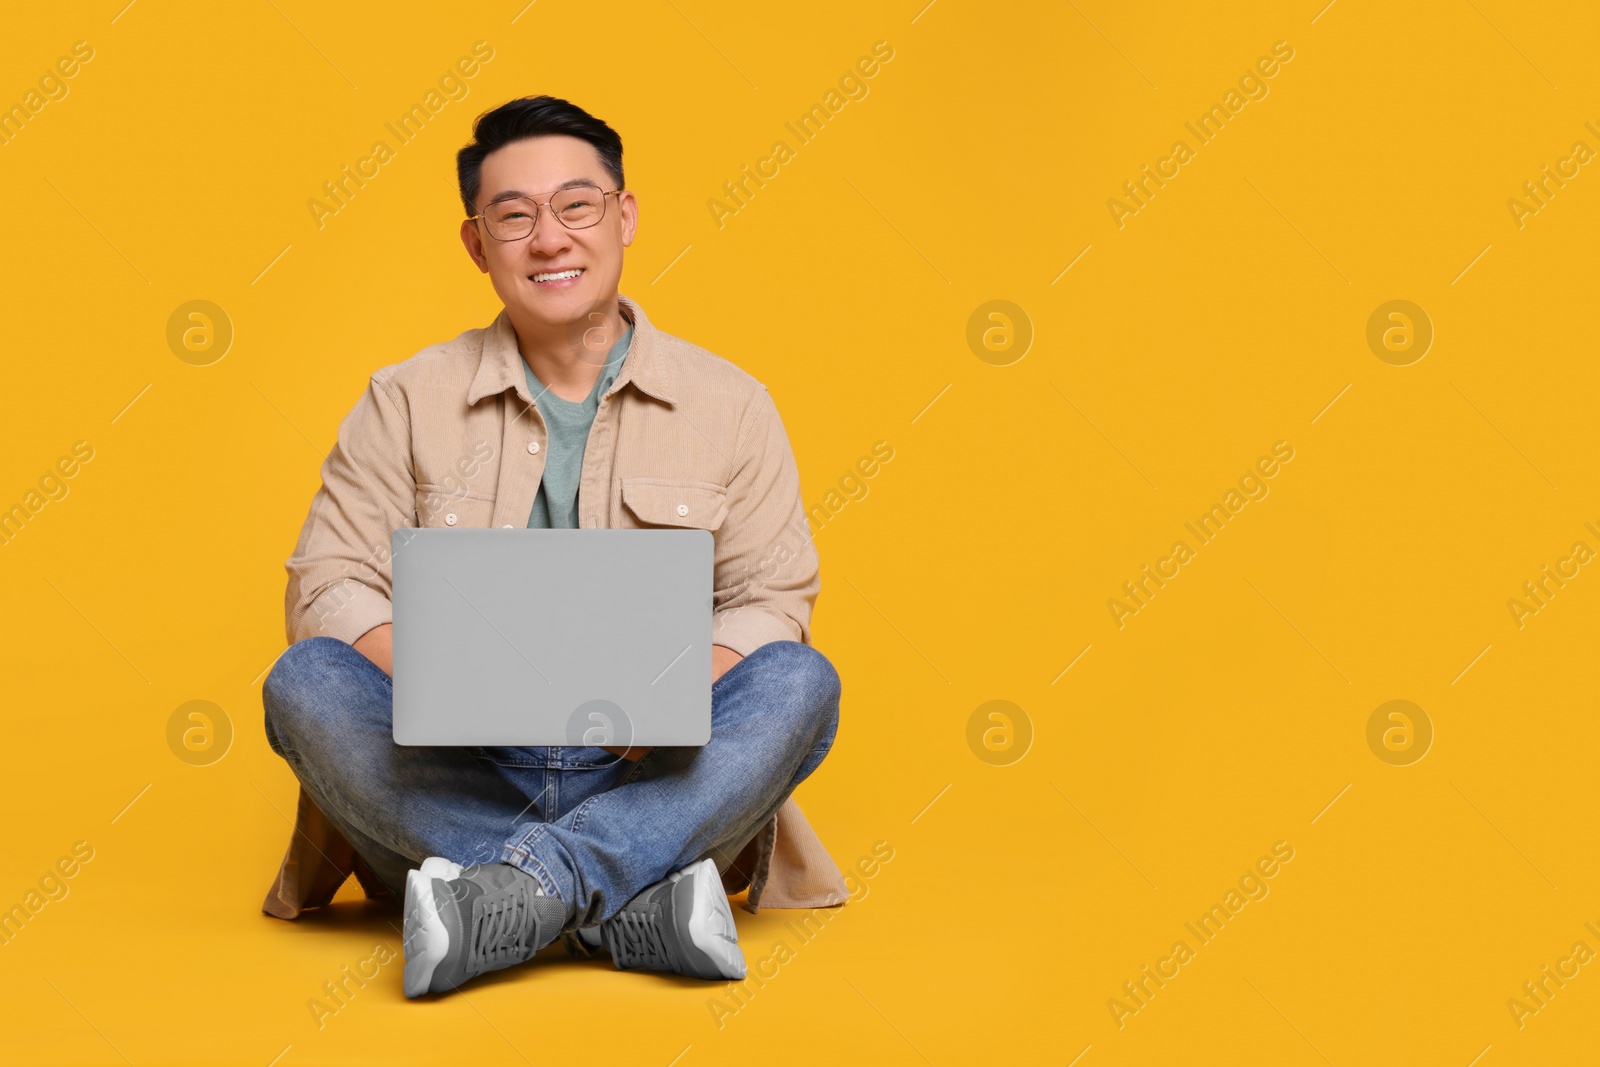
[{"xmin": 468, "ymin": 185, "xmax": 622, "ymax": 241}]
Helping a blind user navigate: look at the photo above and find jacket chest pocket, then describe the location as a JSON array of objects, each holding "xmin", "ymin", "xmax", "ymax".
[
  {"xmin": 621, "ymin": 478, "xmax": 729, "ymax": 531},
  {"xmin": 415, "ymin": 486, "xmax": 497, "ymax": 528}
]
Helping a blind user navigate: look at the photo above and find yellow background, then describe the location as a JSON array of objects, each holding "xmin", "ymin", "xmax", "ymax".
[{"xmin": 1, "ymin": 0, "xmax": 1596, "ymax": 1063}]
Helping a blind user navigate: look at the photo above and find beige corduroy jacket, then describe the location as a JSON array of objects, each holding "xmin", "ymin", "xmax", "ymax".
[{"xmin": 262, "ymin": 294, "xmax": 846, "ymax": 919}]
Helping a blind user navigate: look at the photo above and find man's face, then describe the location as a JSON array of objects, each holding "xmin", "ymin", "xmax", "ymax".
[{"xmin": 460, "ymin": 134, "xmax": 636, "ymax": 333}]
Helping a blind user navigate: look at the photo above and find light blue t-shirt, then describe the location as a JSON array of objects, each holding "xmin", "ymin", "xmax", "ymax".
[{"xmin": 522, "ymin": 324, "xmax": 633, "ymax": 528}]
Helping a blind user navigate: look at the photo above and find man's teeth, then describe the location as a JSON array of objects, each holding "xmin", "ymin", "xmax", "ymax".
[{"xmin": 533, "ymin": 269, "xmax": 583, "ymax": 282}]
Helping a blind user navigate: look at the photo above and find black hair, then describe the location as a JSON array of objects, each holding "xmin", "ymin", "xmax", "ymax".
[{"xmin": 456, "ymin": 95, "xmax": 624, "ymax": 217}]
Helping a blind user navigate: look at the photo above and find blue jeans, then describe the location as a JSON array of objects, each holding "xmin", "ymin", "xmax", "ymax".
[{"xmin": 262, "ymin": 636, "xmax": 840, "ymax": 929}]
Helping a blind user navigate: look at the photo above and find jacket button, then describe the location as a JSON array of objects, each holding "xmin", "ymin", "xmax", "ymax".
[
  {"xmin": 444, "ymin": 513, "xmax": 458, "ymax": 526},
  {"xmin": 676, "ymin": 503, "xmax": 689, "ymax": 517},
  {"xmin": 527, "ymin": 441, "xmax": 541, "ymax": 454}
]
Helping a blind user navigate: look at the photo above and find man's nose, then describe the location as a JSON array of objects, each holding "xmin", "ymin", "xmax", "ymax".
[{"xmin": 526, "ymin": 207, "xmax": 574, "ymax": 256}]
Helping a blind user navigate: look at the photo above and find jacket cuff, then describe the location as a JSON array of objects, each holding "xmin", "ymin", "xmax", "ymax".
[
  {"xmin": 712, "ymin": 605, "xmax": 801, "ymax": 658},
  {"xmin": 299, "ymin": 580, "xmax": 393, "ymax": 646}
]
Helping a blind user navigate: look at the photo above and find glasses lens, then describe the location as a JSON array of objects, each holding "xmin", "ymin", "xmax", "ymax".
[
  {"xmin": 552, "ymin": 186, "xmax": 606, "ymax": 229},
  {"xmin": 485, "ymin": 199, "xmax": 536, "ymax": 240}
]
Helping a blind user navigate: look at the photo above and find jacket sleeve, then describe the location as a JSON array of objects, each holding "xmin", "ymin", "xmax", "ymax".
[
  {"xmin": 710, "ymin": 386, "xmax": 821, "ymax": 656},
  {"xmin": 284, "ymin": 373, "xmax": 415, "ymax": 646}
]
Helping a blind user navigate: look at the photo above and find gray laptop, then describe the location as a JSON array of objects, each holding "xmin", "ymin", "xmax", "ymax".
[{"xmin": 391, "ymin": 528, "xmax": 713, "ymax": 747}]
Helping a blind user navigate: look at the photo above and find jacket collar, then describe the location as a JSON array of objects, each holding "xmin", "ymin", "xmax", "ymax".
[{"xmin": 467, "ymin": 293, "xmax": 675, "ymax": 407}]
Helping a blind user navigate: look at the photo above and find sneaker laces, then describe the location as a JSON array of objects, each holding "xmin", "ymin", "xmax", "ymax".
[
  {"xmin": 469, "ymin": 888, "xmax": 539, "ymax": 975},
  {"xmin": 606, "ymin": 906, "xmax": 674, "ymax": 970}
]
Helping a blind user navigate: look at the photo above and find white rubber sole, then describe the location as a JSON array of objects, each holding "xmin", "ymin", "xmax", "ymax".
[
  {"xmin": 678, "ymin": 858, "xmax": 746, "ymax": 980},
  {"xmin": 402, "ymin": 857, "xmax": 464, "ymax": 998}
]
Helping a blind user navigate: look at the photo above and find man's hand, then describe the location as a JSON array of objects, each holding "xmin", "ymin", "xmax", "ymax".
[
  {"xmin": 711, "ymin": 643, "xmax": 744, "ymax": 685},
  {"xmin": 353, "ymin": 622, "xmax": 394, "ymax": 677},
  {"xmin": 600, "ymin": 644, "xmax": 743, "ymax": 761}
]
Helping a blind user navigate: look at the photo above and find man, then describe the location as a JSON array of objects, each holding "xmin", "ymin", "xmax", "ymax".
[{"xmin": 262, "ymin": 96, "xmax": 843, "ymax": 999}]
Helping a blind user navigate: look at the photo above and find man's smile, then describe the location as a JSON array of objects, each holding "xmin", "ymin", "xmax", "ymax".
[{"xmin": 530, "ymin": 267, "xmax": 585, "ymax": 288}]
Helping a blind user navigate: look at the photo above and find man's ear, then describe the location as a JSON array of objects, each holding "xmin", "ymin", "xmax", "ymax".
[
  {"xmin": 618, "ymin": 191, "xmax": 638, "ymax": 248},
  {"xmin": 460, "ymin": 217, "xmax": 490, "ymax": 272}
]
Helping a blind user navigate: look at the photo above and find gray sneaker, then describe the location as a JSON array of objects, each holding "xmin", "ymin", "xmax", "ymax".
[
  {"xmin": 597, "ymin": 858, "xmax": 746, "ymax": 980},
  {"xmin": 402, "ymin": 857, "xmax": 567, "ymax": 998}
]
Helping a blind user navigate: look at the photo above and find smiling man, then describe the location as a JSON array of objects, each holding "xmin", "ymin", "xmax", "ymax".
[{"xmin": 260, "ymin": 96, "xmax": 846, "ymax": 998}]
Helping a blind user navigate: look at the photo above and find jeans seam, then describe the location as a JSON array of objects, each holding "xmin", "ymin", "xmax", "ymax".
[
  {"xmin": 569, "ymin": 792, "xmax": 603, "ymax": 835},
  {"xmin": 263, "ymin": 715, "xmax": 299, "ymax": 764},
  {"xmin": 475, "ymin": 748, "xmax": 545, "ymax": 768},
  {"xmin": 569, "ymin": 752, "xmax": 650, "ymax": 835},
  {"xmin": 501, "ymin": 843, "xmax": 560, "ymax": 898},
  {"xmin": 623, "ymin": 751, "xmax": 651, "ymax": 785},
  {"xmin": 545, "ymin": 758, "xmax": 557, "ymax": 824},
  {"xmin": 506, "ymin": 819, "xmax": 548, "ymax": 858}
]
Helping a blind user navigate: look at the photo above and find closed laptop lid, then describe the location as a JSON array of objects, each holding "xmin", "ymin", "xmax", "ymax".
[{"xmin": 391, "ymin": 528, "xmax": 712, "ymax": 746}]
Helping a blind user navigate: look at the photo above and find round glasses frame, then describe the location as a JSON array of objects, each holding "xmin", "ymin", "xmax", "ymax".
[{"xmin": 467, "ymin": 187, "xmax": 623, "ymax": 241}]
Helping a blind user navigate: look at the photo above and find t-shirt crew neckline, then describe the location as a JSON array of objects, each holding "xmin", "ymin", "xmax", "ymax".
[{"xmin": 524, "ymin": 324, "xmax": 634, "ymax": 406}]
